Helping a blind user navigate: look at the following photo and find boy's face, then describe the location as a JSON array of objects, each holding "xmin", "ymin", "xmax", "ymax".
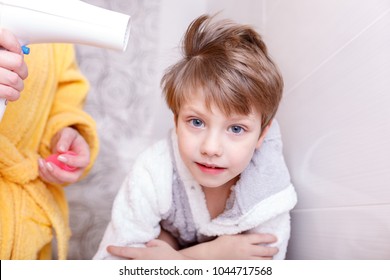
[{"xmin": 176, "ymin": 92, "xmax": 269, "ymax": 190}]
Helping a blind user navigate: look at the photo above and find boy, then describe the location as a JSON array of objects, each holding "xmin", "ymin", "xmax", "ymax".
[{"xmin": 94, "ymin": 14, "xmax": 297, "ymax": 260}]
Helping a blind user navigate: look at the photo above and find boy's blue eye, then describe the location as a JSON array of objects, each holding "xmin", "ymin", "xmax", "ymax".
[
  {"xmin": 191, "ymin": 119, "xmax": 204, "ymax": 127},
  {"xmin": 229, "ymin": 125, "xmax": 244, "ymax": 134}
]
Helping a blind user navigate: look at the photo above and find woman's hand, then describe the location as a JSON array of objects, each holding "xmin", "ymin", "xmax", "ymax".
[
  {"xmin": 38, "ymin": 127, "xmax": 91, "ymax": 185},
  {"xmin": 0, "ymin": 29, "xmax": 28, "ymax": 101}
]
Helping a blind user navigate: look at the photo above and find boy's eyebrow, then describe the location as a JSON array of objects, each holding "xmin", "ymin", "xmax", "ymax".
[
  {"xmin": 228, "ymin": 115, "xmax": 260, "ymax": 125},
  {"xmin": 181, "ymin": 105, "xmax": 208, "ymax": 116}
]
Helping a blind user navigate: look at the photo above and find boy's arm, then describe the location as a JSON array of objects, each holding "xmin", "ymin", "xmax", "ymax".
[
  {"xmin": 39, "ymin": 44, "xmax": 98, "ymax": 177},
  {"xmin": 247, "ymin": 212, "xmax": 293, "ymax": 260},
  {"xmin": 106, "ymin": 233, "xmax": 278, "ymax": 260},
  {"xmin": 179, "ymin": 233, "xmax": 279, "ymax": 260},
  {"xmin": 157, "ymin": 229, "xmax": 180, "ymax": 250},
  {"xmin": 107, "ymin": 239, "xmax": 187, "ymax": 260},
  {"xmin": 93, "ymin": 172, "xmax": 160, "ymax": 259},
  {"xmin": 93, "ymin": 141, "xmax": 173, "ymax": 259}
]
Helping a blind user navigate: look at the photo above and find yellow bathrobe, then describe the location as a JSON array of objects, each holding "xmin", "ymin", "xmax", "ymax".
[{"xmin": 0, "ymin": 44, "xmax": 99, "ymax": 259}]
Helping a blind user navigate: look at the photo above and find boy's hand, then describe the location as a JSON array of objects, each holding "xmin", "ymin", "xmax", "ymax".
[
  {"xmin": 38, "ymin": 127, "xmax": 91, "ymax": 185},
  {"xmin": 0, "ymin": 29, "xmax": 29, "ymax": 101},
  {"xmin": 181, "ymin": 233, "xmax": 279, "ymax": 260},
  {"xmin": 212, "ymin": 233, "xmax": 279, "ymax": 260},
  {"xmin": 107, "ymin": 233, "xmax": 278, "ymax": 260},
  {"xmin": 107, "ymin": 240, "xmax": 189, "ymax": 260}
]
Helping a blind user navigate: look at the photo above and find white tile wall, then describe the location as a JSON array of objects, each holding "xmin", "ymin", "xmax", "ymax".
[
  {"xmin": 262, "ymin": 0, "xmax": 390, "ymax": 259},
  {"xmin": 151, "ymin": 0, "xmax": 207, "ymax": 139},
  {"xmin": 264, "ymin": 0, "xmax": 390, "ymax": 93},
  {"xmin": 288, "ymin": 204, "xmax": 390, "ymax": 259},
  {"xmin": 207, "ymin": 0, "xmax": 264, "ymax": 30}
]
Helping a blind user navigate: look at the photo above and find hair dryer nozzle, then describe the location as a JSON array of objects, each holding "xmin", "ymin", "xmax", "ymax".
[
  {"xmin": 0, "ymin": 0, "xmax": 131, "ymax": 122},
  {"xmin": 0, "ymin": 0, "xmax": 131, "ymax": 51}
]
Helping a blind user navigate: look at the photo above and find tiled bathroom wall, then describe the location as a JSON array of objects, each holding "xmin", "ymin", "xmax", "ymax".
[{"xmin": 263, "ymin": 0, "xmax": 390, "ymax": 259}]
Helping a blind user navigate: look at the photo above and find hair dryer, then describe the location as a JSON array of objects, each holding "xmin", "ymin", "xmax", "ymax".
[{"xmin": 0, "ymin": 0, "xmax": 131, "ymax": 121}]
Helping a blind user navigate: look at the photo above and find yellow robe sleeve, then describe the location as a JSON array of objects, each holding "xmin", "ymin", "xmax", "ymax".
[
  {"xmin": 0, "ymin": 44, "xmax": 99, "ymax": 260},
  {"xmin": 39, "ymin": 44, "xmax": 99, "ymax": 176}
]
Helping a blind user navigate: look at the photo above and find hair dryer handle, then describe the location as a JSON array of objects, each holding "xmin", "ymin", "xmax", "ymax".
[
  {"xmin": 0, "ymin": 44, "xmax": 29, "ymax": 122},
  {"xmin": 0, "ymin": 98, "xmax": 6, "ymax": 121}
]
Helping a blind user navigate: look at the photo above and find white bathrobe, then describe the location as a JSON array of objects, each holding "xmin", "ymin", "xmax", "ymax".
[{"xmin": 94, "ymin": 121, "xmax": 297, "ymax": 259}]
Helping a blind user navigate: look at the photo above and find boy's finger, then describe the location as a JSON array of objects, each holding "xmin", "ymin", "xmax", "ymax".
[
  {"xmin": 247, "ymin": 233, "xmax": 277, "ymax": 244},
  {"xmin": 107, "ymin": 246, "xmax": 137, "ymax": 259},
  {"xmin": 254, "ymin": 245, "xmax": 279, "ymax": 258}
]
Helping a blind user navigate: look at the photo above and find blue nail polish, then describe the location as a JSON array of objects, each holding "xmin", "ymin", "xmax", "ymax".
[{"xmin": 22, "ymin": 46, "xmax": 30, "ymax": 55}]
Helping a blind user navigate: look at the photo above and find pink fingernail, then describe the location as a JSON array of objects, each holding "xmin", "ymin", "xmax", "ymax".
[
  {"xmin": 57, "ymin": 155, "xmax": 67, "ymax": 163},
  {"xmin": 38, "ymin": 158, "xmax": 45, "ymax": 168},
  {"xmin": 46, "ymin": 162, "xmax": 54, "ymax": 171}
]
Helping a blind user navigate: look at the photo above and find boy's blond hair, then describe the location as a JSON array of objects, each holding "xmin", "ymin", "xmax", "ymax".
[{"xmin": 161, "ymin": 14, "xmax": 283, "ymax": 130}]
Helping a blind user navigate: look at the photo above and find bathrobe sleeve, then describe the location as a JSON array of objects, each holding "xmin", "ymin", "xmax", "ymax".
[
  {"xmin": 247, "ymin": 121, "xmax": 297, "ymax": 260},
  {"xmin": 93, "ymin": 140, "xmax": 173, "ymax": 259},
  {"xmin": 39, "ymin": 44, "xmax": 99, "ymax": 176},
  {"xmin": 248, "ymin": 211, "xmax": 293, "ymax": 260},
  {"xmin": 249, "ymin": 120, "xmax": 296, "ymax": 259}
]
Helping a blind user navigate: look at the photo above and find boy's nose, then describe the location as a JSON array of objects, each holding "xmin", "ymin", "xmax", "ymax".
[{"xmin": 200, "ymin": 132, "xmax": 223, "ymax": 157}]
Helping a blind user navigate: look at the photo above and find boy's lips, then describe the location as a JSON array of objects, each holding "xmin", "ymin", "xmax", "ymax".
[{"xmin": 195, "ymin": 162, "xmax": 226, "ymax": 175}]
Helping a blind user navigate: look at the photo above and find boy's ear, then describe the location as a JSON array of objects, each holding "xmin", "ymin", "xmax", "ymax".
[{"xmin": 256, "ymin": 119, "xmax": 272, "ymax": 149}]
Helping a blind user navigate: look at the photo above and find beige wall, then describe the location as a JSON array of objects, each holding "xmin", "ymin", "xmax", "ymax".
[
  {"xmin": 262, "ymin": 0, "xmax": 390, "ymax": 259},
  {"xmin": 207, "ymin": 0, "xmax": 264, "ymax": 30}
]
